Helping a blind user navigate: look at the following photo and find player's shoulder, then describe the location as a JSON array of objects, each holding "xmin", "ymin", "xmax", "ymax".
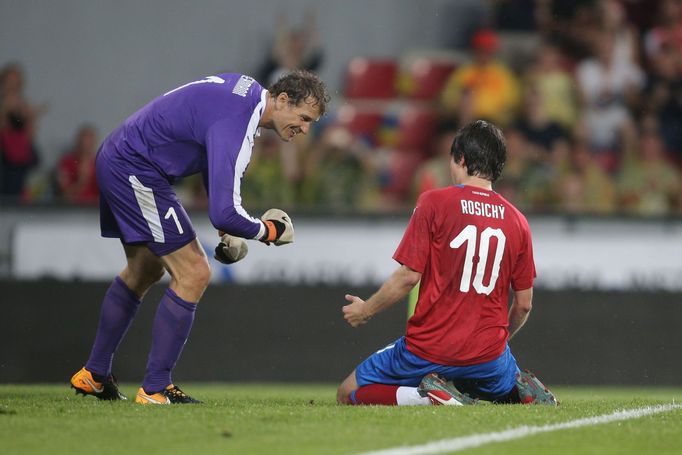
[
  {"xmin": 418, "ymin": 186, "xmax": 460, "ymax": 203},
  {"xmin": 495, "ymin": 192, "xmax": 532, "ymax": 231},
  {"xmin": 204, "ymin": 73, "xmax": 263, "ymax": 103}
]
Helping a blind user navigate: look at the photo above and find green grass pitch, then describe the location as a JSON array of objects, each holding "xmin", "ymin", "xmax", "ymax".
[{"xmin": 1, "ymin": 384, "xmax": 681, "ymax": 454}]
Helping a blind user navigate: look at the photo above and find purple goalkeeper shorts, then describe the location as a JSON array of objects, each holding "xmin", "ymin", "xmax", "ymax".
[{"xmin": 96, "ymin": 145, "xmax": 197, "ymax": 257}]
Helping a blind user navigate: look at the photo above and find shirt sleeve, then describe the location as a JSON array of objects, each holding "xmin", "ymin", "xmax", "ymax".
[
  {"xmin": 205, "ymin": 118, "xmax": 265, "ymax": 239},
  {"xmin": 511, "ymin": 215, "xmax": 536, "ymax": 291},
  {"xmin": 392, "ymin": 193, "xmax": 433, "ymax": 273}
]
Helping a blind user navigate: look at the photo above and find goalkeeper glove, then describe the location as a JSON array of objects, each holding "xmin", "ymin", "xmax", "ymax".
[
  {"xmin": 214, "ymin": 233, "xmax": 248, "ymax": 264},
  {"xmin": 260, "ymin": 208, "xmax": 294, "ymax": 246}
]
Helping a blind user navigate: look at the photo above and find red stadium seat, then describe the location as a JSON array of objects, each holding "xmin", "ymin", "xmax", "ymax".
[
  {"xmin": 401, "ymin": 58, "xmax": 457, "ymax": 100},
  {"xmin": 334, "ymin": 103, "xmax": 386, "ymax": 146},
  {"xmin": 344, "ymin": 58, "xmax": 398, "ymax": 100},
  {"xmin": 382, "ymin": 149, "xmax": 424, "ymax": 200},
  {"xmin": 394, "ymin": 105, "xmax": 438, "ymax": 152}
]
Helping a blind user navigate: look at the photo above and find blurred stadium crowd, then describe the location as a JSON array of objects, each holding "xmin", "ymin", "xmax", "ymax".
[{"xmin": 1, "ymin": 0, "xmax": 681, "ymax": 216}]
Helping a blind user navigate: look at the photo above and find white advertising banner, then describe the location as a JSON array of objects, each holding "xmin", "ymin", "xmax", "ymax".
[{"xmin": 11, "ymin": 216, "xmax": 682, "ymax": 291}]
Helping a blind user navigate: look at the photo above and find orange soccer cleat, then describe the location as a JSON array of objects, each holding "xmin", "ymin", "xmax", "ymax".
[
  {"xmin": 135, "ymin": 384, "xmax": 201, "ymax": 405},
  {"xmin": 70, "ymin": 367, "xmax": 127, "ymax": 401}
]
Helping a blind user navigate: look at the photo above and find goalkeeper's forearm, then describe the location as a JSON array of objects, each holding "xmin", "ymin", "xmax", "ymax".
[{"xmin": 364, "ymin": 265, "xmax": 421, "ymax": 318}]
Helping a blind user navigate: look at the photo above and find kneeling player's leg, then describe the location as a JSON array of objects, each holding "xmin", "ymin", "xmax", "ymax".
[
  {"xmin": 461, "ymin": 346, "xmax": 557, "ymax": 405},
  {"xmin": 338, "ymin": 370, "xmax": 429, "ymax": 406},
  {"xmin": 140, "ymin": 239, "xmax": 210, "ymax": 399},
  {"xmin": 338, "ymin": 338, "xmax": 431, "ymax": 406},
  {"xmin": 509, "ymin": 370, "xmax": 558, "ymax": 405},
  {"xmin": 337, "ymin": 369, "xmax": 359, "ymax": 404}
]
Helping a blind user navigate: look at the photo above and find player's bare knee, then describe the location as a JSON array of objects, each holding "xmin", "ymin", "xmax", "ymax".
[
  {"xmin": 183, "ymin": 258, "xmax": 211, "ymax": 290},
  {"xmin": 195, "ymin": 260, "xmax": 212, "ymax": 287},
  {"xmin": 336, "ymin": 387, "xmax": 347, "ymax": 405},
  {"xmin": 336, "ymin": 384, "xmax": 353, "ymax": 405}
]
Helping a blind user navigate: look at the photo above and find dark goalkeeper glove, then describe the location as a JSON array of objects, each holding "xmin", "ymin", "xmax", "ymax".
[
  {"xmin": 259, "ymin": 208, "xmax": 294, "ymax": 246},
  {"xmin": 214, "ymin": 233, "xmax": 249, "ymax": 264}
]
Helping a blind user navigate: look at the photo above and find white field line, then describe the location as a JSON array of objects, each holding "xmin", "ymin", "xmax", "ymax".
[{"xmin": 356, "ymin": 404, "xmax": 681, "ymax": 455}]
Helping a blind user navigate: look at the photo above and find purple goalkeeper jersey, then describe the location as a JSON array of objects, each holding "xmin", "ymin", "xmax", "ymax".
[{"xmin": 101, "ymin": 73, "xmax": 267, "ymax": 240}]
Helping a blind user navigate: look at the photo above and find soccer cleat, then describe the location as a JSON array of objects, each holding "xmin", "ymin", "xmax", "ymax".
[
  {"xmin": 135, "ymin": 384, "xmax": 202, "ymax": 405},
  {"xmin": 417, "ymin": 373, "xmax": 477, "ymax": 406},
  {"xmin": 70, "ymin": 367, "xmax": 127, "ymax": 401},
  {"xmin": 515, "ymin": 369, "xmax": 558, "ymax": 405}
]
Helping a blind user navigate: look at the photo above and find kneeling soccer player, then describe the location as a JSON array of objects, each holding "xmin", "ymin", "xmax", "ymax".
[{"xmin": 337, "ymin": 120, "xmax": 557, "ymax": 406}]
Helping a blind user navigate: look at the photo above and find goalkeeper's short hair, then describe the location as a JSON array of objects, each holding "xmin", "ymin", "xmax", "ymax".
[{"xmin": 268, "ymin": 69, "xmax": 330, "ymax": 116}]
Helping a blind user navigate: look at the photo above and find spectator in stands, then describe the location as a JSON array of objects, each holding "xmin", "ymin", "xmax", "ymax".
[
  {"xmin": 511, "ymin": 128, "xmax": 558, "ymax": 212},
  {"xmin": 576, "ymin": 30, "xmax": 645, "ymax": 155},
  {"xmin": 523, "ymin": 41, "xmax": 578, "ymax": 130},
  {"xmin": 643, "ymin": 13, "xmax": 682, "ymax": 161},
  {"xmin": 0, "ymin": 63, "xmax": 44, "ymax": 198},
  {"xmin": 553, "ymin": 131, "xmax": 616, "ymax": 215},
  {"xmin": 494, "ymin": 127, "xmax": 531, "ymax": 209},
  {"xmin": 440, "ymin": 29, "xmax": 521, "ymax": 126},
  {"xmin": 643, "ymin": 0, "xmax": 682, "ymax": 61},
  {"xmin": 616, "ymin": 119, "xmax": 682, "ymax": 216},
  {"xmin": 411, "ymin": 125, "xmax": 457, "ymax": 200},
  {"xmin": 599, "ymin": 0, "xmax": 640, "ymax": 66},
  {"xmin": 240, "ymin": 130, "xmax": 297, "ymax": 209},
  {"xmin": 301, "ymin": 125, "xmax": 379, "ymax": 211},
  {"xmin": 56, "ymin": 124, "xmax": 99, "ymax": 205},
  {"xmin": 257, "ymin": 10, "xmax": 324, "ymax": 87},
  {"xmin": 536, "ymin": 0, "xmax": 599, "ymax": 62},
  {"xmin": 515, "ymin": 83, "xmax": 568, "ymax": 154}
]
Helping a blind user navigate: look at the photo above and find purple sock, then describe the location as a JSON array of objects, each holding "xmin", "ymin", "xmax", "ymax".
[
  {"xmin": 85, "ymin": 276, "xmax": 141, "ymax": 377},
  {"xmin": 142, "ymin": 288, "xmax": 196, "ymax": 393}
]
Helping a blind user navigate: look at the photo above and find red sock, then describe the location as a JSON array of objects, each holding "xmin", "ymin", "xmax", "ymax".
[{"xmin": 351, "ymin": 384, "xmax": 400, "ymax": 405}]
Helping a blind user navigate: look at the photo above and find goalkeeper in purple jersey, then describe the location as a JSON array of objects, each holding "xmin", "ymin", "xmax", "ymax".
[{"xmin": 70, "ymin": 70, "xmax": 328, "ymax": 404}]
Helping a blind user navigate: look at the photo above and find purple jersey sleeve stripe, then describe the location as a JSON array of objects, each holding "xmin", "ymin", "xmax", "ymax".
[
  {"xmin": 205, "ymin": 89, "xmax": 267, "ymax": 239},
  {"xmin": 231, "ymin": 89, "xmax": 267, "ymax": 240}
]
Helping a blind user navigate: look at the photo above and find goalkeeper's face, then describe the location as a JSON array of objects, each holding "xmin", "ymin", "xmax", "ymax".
[{"xmin": 271, "ymin": 94, "xmax": 320, "ymax": 141}]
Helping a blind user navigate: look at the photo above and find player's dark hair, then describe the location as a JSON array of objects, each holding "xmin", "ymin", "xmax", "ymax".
[
  {"xmin": 268, "ymin": 69, "xmax": 330, "ymax": 116},
  {"xmin": 450, "ymin": 120, "xmax": 507, "ymax": 182}
]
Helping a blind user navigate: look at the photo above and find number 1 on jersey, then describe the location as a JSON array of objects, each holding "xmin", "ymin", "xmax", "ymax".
[
  {"xmin": 164, "ymin": 207, "xmax": 184, "ymax": 234},
  {"xmin": 450, "ymin": 225, "xmax": 506, "ymax": 295}
]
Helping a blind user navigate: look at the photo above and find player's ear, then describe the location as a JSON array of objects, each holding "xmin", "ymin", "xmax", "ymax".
[{"xmin": 276, "ymin": 92, "xmax": 290, "ymax": 108}]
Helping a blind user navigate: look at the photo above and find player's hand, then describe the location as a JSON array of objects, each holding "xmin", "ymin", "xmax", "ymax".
[
  {"xmin": 214, "ymin": 233, "xmax": 248, "ymax": 264},
  {"xmin": 342, "ymin": 294, "xmax": 371, "ymax": 328},
  {"xmin": 259, "ymin": 208, "xmax": 294, "ymax": 246}
]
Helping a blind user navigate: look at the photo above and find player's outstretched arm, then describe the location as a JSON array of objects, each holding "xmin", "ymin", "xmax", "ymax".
[
  {"xmin": 343, "ymin": 265, "xmax": 421, "ymax": 328},
  {"xmin": 508, "ymin": 287, "xmax": 533, "ymax": 340}
]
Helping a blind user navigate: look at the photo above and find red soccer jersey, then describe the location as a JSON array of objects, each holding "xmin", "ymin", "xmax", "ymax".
[{"xmin": 393, "ymin": 185, "xmax": 536, "ymax": 366}]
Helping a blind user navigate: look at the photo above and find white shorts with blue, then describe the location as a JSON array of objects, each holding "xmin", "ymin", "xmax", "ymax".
[{"xmin": 354, "ymin": 337, "xmax": 520, "ymax": 401}]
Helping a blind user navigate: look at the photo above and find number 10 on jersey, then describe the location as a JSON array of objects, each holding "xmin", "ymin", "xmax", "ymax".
[{"xmin": 450, "ymin": 225, "xmax": 506, "ymax": 295}]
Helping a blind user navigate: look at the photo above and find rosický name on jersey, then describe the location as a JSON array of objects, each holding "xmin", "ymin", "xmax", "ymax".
[{"xmin": 460, "ymin": 200, "xmax": 506, "ymax": 219}]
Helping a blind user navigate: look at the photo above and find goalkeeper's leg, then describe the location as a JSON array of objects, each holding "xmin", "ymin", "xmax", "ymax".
[
  {"xmin": 137, "ymin": 239, "xmax": 209, "ymax": 404},
  {"xmin": 84, "ymin": 245, "xmax": 165, "ymax": 376},
  {"xmin": 73, "ymin": 245, "xmax": 165, "ymax": 399}
]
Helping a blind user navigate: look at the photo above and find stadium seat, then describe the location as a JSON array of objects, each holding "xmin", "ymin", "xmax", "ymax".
[
  {"xmin": 381, "ymin": 149, "xmax": 424, "ymax": 201},
  {"xmin": 334, "ymin": 103, "xmax": 387, "ymax": 146},
  {"xmin": 393, "ymin": 105, "xmax": 438, "ymax": 152},
  {"xmin": 401, "ymin": 58, "xmax": 457, "ymax": 100},
  {"xmin": 344, "ymin": 58, "xmax": 398, "ymax": 100}
]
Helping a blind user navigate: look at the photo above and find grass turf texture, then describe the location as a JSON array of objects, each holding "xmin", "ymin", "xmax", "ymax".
[{"xmin": 1, "ymin": 385, "xmax": 681, "ymax": 454}]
